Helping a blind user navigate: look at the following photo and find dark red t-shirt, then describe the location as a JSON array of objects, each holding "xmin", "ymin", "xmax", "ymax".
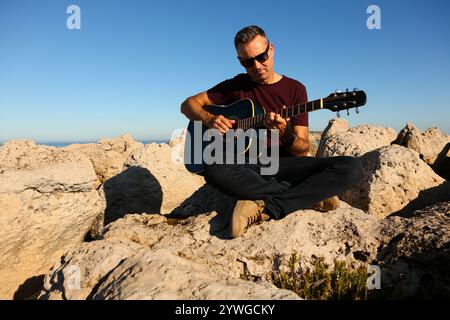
[{"xmin": 206, "ymin": 73, "xmax": 308, "ymax": 127}]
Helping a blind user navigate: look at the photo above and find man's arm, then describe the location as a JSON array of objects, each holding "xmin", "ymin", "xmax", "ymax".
[
  {"xmin": 180, "ymin": 92, "xmax": 235, "ymax": 134},
  {"xmin": 180, "ymin": 91, "xmax": 214, "ymax": 123},
  {"xmin": 282, "ymin": 124, "xmax": 310, "ymax": 157}
]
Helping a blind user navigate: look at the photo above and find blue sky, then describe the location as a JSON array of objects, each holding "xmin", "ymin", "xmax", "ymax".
[{"xmin": 1, "ymin": 0, "xmax": 449, "ymax": 142}]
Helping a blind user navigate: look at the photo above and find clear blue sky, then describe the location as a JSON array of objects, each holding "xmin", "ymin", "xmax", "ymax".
[{"xmin": 1, "ymin": 0, "xmax": 449, "ymax": 142}]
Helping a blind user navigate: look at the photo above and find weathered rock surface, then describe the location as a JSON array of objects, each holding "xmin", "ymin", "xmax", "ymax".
[
  {"xmin": 317, "ymin": 120, "xmax": 397, "ymax": 158},
  {"xmin": 433, "ymin": 143, "xmax": 450, "ymax": 180},
  {"xmin": 377, "ymin": 201, "xmax": 450, "ymax": 298},
  {"xmin": 39, "ymin": 200, "xmax": 450, "ymax": 300},
  {"xmin": 62, "ymin": 134, "xmax": 144, "ymax": 183},
  {"xmin": 94, "ymin": 249, "xmax": 300, "ymax": 300},
  {"xmin": 101, "ymin": 138, "xmax": 205, "ymax": 224},
  {"xmin": 39, "ymin": 202, "xmax": 382, "ymax": 300},
  {"xmin": 341, "ymin": 145, "xmax": 448, "ymax": 218},
  {"xmin": 2, "ymin": 125, "xmax": 449, "ymax": 300},
  {"xmin": 393, "ymin": 123, "xmax": 450, "ymax": 166},
  {"xmin": 0, "ymin": 140, "xmax": 105, "ymax": 299},
  {"xmin": 308, "ymin": 133, "xmax": 319, "ymax": 157},
  {"xmin": 319, "ymin": 118, "xmax": 350, "ymax": 142}
]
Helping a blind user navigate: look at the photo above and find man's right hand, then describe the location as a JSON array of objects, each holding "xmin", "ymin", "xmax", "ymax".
[
  {"xmin": 181, "ymin": 92, "xmax": 235, "ymax": 134},
  {"xmin": 205, "ymin": 115, "xmax": 236, "ymax": 134}
]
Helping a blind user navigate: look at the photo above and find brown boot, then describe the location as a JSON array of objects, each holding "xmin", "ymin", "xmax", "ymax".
[
  {"xmin": 312, "ymin": 195, "xmax": 340, "ymax": 212},
  {"xmin": 230, "ymin": 200, "xmax": 270, "ymax": 238}
]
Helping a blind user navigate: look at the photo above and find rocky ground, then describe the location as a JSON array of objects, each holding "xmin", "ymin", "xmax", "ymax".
[{"xmin": 0, "ymin": 122, "xmax": 449, "ymax": 300}]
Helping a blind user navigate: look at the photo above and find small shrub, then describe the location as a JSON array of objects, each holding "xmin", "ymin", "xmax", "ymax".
[{"xmin": 272, "ymin": 251, "xmax": 369, "ymax": 300}]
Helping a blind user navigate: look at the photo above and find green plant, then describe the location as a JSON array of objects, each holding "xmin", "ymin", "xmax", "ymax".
[{"xmin": 272, "ymin": 251, "xmax": 369, "ymax": 300}]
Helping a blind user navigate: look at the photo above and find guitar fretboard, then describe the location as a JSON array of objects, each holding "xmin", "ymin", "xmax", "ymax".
[{"xmin": 236, "ymin": 98, "xmax": 323, "ymax": 130}]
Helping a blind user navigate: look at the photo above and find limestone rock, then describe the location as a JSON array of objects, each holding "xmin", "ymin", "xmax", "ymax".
[
  {"xmin": 317, "ymin": 122, "xmax": 397, "ymax": 158},
  {"xmin": 341, "ymin": 144, "xmax": 448, "ymax": 218},
  {"xmin": 39, "ymin": 204, "xmax": 382, "ymax": 300},
  {"xmin": 102, "ymin": 142, "xmax": 205, "ymax": 224},
  {"xmin": 309, "ymin": 131, "xmax": 323, "ymax": 144},
  {"xmin": 432, "ymin": 143, "xmax": 450, "ymax": 180},
  {"xmin": 393, "ymin": 123, "xmax": 450, "ymax": 165},
  {"xmin": 39, "ymin": 238, "xmax": 144, "ymax": 300},
  {"xmin": 38, "ymin": 198, "xmax": 450, "ymax": 300},
  {"xmin": 319, "ymin": 118, "xmax": 350, "ymax": 142},
  {"xmin": 0, "ymin": 140, "xmax": 105, "ymax": 299},
  {"xmin": 62, "ymin": 134, "xmax": 144, "ymax": 183},
  {"xmin": 378, "ymin": 201, "xmax": 450, "ymax": 298},
  {"xmin": 168, "ymin": 129, "xmax": 186, "ymax": 148},
  {"xmin": 93, "ymin": 249, "xmax": 300, "ymax": 300},
  {"xmin": 308, "ymin": 133, "xmax": 319, "ymax": 157}
]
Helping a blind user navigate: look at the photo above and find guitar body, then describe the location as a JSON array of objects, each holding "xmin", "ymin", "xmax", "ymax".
[{"xmin": 184, "ymin": 99, "xmax": 266, "ymax": 174}]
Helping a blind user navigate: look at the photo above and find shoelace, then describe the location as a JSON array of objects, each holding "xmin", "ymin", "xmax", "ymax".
[{"xmin": 245, "ymin": 212, "xmax": 264, "ymax": 231}]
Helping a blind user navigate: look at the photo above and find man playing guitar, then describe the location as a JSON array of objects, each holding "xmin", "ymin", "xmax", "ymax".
[{"xmin": 181, "ymin": 25, "xmax": 363, "ymax": 238}]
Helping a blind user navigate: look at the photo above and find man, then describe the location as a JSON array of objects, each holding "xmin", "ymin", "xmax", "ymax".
[{"xmin": 181, "ymin": 26, "xmax": 363, "ymax": 238}]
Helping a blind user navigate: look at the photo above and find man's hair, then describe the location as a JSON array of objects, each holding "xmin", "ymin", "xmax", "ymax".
[{"xmin": 234, "ymin": 25, "xmax": 268, "ymax": 48}]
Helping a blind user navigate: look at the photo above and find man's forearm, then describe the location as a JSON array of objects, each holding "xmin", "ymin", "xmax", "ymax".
[
  {"xmin": 280, "ymin": 123, "xmax": 310, "ymax": 157},
  {"xmin": 288, "ymin": 137, "xmax": 310, "ymax": 157},
  {"xmin": 181, "ymin": 97, "xmax": 213, "ymax": 124}
]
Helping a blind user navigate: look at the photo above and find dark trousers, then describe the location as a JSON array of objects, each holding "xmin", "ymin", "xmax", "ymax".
[{"xmin": 204, "ymin": 156, "xmax": 363, "ymax": 219}]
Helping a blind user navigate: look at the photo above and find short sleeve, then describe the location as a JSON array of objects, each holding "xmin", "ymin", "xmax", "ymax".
[
  {"xmin": 206, "ymin": 78, "xmax": 236, "ymax": 105},
  {"xmin": 290, "ymin": 82, "xmax": 308, "ymax": 127}
]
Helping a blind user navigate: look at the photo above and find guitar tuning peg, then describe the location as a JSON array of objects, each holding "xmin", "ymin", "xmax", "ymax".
[
  {"xmin": 346, "ymin": 88, "xmax": 349, "ymax": 93},
  {"xmin": 353, "ymin": 87, "xmax": 358, "ymax": 91},
  {"xmin": 347, "ymin": 109, "xmax": 350, "ymax": 116},
  {"xmin": 355, "ymin": 107, "xmax": 360, "ymax": 114},
  {"xmin": 337, "ymin": 111, "xmax": 340, "ymax": 118}
]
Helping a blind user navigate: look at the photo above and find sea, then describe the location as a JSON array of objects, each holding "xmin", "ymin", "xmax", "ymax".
[{"xmin": 0, "ymin": 140, "xmax": 168, "ymax": 147}]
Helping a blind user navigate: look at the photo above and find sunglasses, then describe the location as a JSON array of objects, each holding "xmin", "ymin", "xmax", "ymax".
[{"xmin": 238, "ymin": 43, "xmax": 270, "ymax": 68}]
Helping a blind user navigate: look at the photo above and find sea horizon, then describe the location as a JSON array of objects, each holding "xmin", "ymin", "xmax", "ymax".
[{"xmin": 0, "ymin": 140, "xmax": 169, "ymax": 147}]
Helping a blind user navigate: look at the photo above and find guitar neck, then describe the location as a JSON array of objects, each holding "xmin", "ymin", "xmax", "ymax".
[{"xmin": 236, "ymin": 98, "xmax": 324, "ymax": 130}]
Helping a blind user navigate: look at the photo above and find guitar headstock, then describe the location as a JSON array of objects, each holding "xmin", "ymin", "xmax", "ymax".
[{"xmin": 323, "ymin": 89, "xmax": 367, "ymax": 115}]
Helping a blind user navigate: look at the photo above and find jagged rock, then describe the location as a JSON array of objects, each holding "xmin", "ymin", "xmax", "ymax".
[
  {"xmin": 378, "ymin": 201, "xmax": 450, "ymax": 298},
  {"xmin": 341, "ymin": 144, "xmax": 448, "ymax": 218},
  {"xmin": 309, "ymin": 132, "xmax": 323, "ymax": 143},
  {"xmin": 308, "ymin": 133, "xmax": 318, "ymax": 157},
  {"xmin": 0, "ymin": 140, "xmax": 105, "ymax": 299},
  {"xmin": 39, "ymin": 203, "xmax": 382, "ymax": 300},
  {"xmin": 319, "ymin": 118, "xmax": 350, "ymax": 142},
  {"xmin": 393, "ymin": 123, "xmax": 450, "ymax": 165},
  {"xmin": 93, "ymin": 249, "xmax": 300, "ymax": 300},
  {"xmin": 4, "ymin": 126, "xmax": 449, "ymax": 300},
  {"xmin": 102, "ymin": 142, "xmax": 205, "ymax": 223},
  {"xmin": 40, "ymin": 239, "xmax": 298, "ymax": 300},
  {"xmin": 168, "ymin": 129, "xmax": 186, "ymax": 148},
  {"xmin": 433, "ymin": 143, "xmax": 450, "ymax": 180},
  {"xmin": 38, "ymin": 197, "xmax": 450, "ymax": 300},
  {"xmin": 317, "ymin": 121, "xmax": 397, "ymax": 158},
  {"xmin": 62, "ymin": 134, "xmax": 144, "ymax": 183},
  {"xmin": 39, "ymin": 238, "xmax": 144, "ymax": 300}
]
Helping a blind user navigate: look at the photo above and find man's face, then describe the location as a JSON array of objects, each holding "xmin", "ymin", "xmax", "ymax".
[{"xmin": 236, "ymin": 35, "xmax": 274, "ymax": 84}]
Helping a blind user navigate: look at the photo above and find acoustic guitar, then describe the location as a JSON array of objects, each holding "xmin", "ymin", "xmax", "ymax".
[{"xmin": 184, "ymin": 89, "xmax": 367, "ymax": 174}]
